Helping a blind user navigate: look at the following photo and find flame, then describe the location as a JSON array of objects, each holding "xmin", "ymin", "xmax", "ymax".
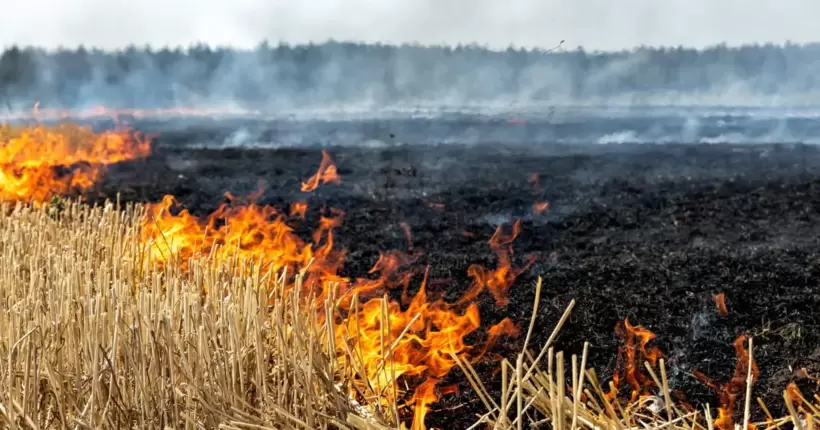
[
  {"xmin": 0, "ymin": 122, "xmax": 150, "ymax": 203},
  {"xmin": 140, "ymin": 160, "xmax": 529, "ymax": 428},
  {"xmin": 714, "ymin": 293, "xmax": 729, "ymax": 316},
  {"xmin": 410, "ymin": 379, "xmax": 440, "ymax": 430},
  {"xmin": 301, "ymin": 150, "xmax": 340, "ymax": 192},
  {"xmin": 785, "ymin": 382, "xmax": 805, "ymax": 408},
  {"xmin": 140, "ymin": 199, "xmax": 511, "ymax": 426},
  {"xmin": 460, "ymin": 220, "xmax": 535, "ymax": 307},
  {"xmin": 289, "ymin": 201, "xmax": 308, "ymax": 219},
  {"xmin": 142, "ymin": 194, "xmax": 345, "ymax": 283},
  {"xmin": 477, "ymin": 317, "xmax": 520, "ymax": 358},
  {"xmin": 533, "ymin": 201, "xmax": 550, "ymax": 214},
  {"xmin": 336, "ymin": 268, "xmax": 482, "ymax": 402},
  {"xmin": 609, "ymin": 319, "xmax": 663, "ymax": 402},
  {"xmin": 693, "ymin": 335, "xmax": 759, "ymax": 430}
]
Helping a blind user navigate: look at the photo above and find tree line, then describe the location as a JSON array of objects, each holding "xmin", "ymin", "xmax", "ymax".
[{"xmin": 2, "ymin": 41, "xmax": 820, "ymax": 109}]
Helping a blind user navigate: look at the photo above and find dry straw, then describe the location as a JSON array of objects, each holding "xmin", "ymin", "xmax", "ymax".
[{"xmin": 0, "ymin": 198, "xmax": 390, "ymax": 429}]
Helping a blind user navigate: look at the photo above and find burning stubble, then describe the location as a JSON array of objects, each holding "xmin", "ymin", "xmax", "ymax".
[
  {"xmin": 0, "ymin": 122, "xmax": 150, "ymax": 203},
  {"xmin": 1, "ymin": 119, "xmax": 817, "ymax": 430},
  {"xmin": 136, "ymin": 150, "xmax": 530, "ymax": 427}
]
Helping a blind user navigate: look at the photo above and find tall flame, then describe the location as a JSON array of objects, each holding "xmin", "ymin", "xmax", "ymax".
[
  {"xmin": 301, "ymin": 150, "xmax": 341, "ymax": 192},
  {"xmin": 140, "ymin": 196, "xmax": 518, "ymax": 426},
  {"xmin": 460, "ymin": 220, "xmax": 536, "ymax": 307},
  {"xmin": 0, "ymin": 122, "xmax": 150, "ymax": 203},
  {"xmin": 609, "ymin": 319, "xmax": 663, "ymax": 402},
  {"xmin": 140, "ymin": 152, "xmax": 525, "ymax": 428}
]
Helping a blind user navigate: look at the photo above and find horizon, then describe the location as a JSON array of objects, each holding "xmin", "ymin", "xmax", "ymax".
[
  {"xmin": 2, "ymin": 0, "xmax": 819, "ymax": 53},
  {"xmin": 3, "ymin": 38, "xmax": 820, "ymax": 55}
]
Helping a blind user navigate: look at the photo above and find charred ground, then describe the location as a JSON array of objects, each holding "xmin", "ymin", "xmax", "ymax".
[{"xmin": 90, "ymin": 123, "xmax": 820, "ymax": 428}]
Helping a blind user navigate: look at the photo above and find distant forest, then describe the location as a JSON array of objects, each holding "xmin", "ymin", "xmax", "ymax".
[{"xmin": 3, "ymin": 41, "xmax": 820, "ymax": 109}]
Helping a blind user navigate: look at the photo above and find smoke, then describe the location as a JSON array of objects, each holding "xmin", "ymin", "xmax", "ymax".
[
  {"xmin": 3, "ymin": 0, "xmax": 820, "ymax": 51},
  {"xmin": 5, "ymin": 42, "xmax": 820, "ymax": 116},
  {"xmin": 2, "ymin": 1, "xmax": 820, "ymax": 116}
]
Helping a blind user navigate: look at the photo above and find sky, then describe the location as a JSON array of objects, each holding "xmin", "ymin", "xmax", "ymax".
[{"xmin": 1, "ymin": 0, "xmax": 818, "ymax": 52}]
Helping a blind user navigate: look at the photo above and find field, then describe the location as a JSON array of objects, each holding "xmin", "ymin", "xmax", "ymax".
[{"xmin": 2, "ymin": 118, "xmax": 820, "ymax": 429}]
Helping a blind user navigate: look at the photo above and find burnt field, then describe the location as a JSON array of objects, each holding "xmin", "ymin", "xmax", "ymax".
[{"xmin": 92, "ymin": 124, "xmax": 820, "ymax": 427}]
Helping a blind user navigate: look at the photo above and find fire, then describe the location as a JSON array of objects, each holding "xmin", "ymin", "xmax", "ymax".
[
  {"xmin": 533, "ymin": 201, "xmax": 550, "ymax": 214},
  {"xmin": 714, "ymin": 293, "xmax": 729, "ymax": 316},
  {"xmin": 289, "ymin": 201, "xmax": 308, "ymax": 219},
  {"xmin": 410, "ymin": 379, "xmax": 440, "ymax": 430},
  {"xmin": 609, "ymin": 319, "xmax": 663, "ymax": 401},
  {"xmin": 336, "ymin": 267, "xmax": 483, "ymax": 409},
  {"xmin": 141, "ymin": 196, "xmax": 520, "ymax": 426},
  {"xmin": 140, "ymin": 153, "xmax": 527, "ymax": 428},
  {"xmin": 460, "ymin": 220, "xmax": 536, "ymax": 307},
  {"xmin": 693, "ymin": 335, "xmax": 759, "ymax": 430},
  {"xmin": 301, "ymin": 150, "xmax": 340, "ymax": 192},
  {"xmin": 785, "ymin": 382, "xmax": 804, "ymax": 408},
  {"xmin": 141, "ymin": 193, "xmax": 344, "ymax": 282},
  {"xmin": 477, "ymin": 317, "xmax": 520, "ymax": 358},
  {"xmin": 0, "ymin": 122, "xmax": 150, "ymax": 203}
]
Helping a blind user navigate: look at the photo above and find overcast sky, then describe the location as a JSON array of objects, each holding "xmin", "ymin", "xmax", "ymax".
[{"xmin": 2, "ymin": 0, "xmax": 818, "ymax": 52}]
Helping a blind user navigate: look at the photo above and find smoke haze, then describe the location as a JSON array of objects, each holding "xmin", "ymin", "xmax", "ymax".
[
  {"xmin": 2, "ymin": 0, "xmax": 819, "ymax": 51},
  {"xmin": 3, "ymin": 1, "xmax": 820, "ymax": 117}
]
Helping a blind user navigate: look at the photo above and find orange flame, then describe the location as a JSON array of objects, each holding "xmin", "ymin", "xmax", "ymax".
[
  {"xmin": 460, "ymin": 220, "xmax": 535, "ymax": 307},
  {"xmin": 477, "ymin": 318, "xmax": 520, "ymax": 358},
  {"xmin": 533, "ymin": 201, "xmax": 550, "ymax": 215},
  {"xmin": 289, "ymin": 201, "xmax": 308, "ymax": 219},
  {"xmin": 140, "ymin": 191, "xmax": 528, "ymax": 428},
  {"xmin": 714, "ymin": 293, "xmax": 729, "ymax": 316},
  {"xmin": 785, "ymin": 382, "xmax": 805, "ymax": 409},
  {"xmin": 301, "ymin": 150, "xmax": 340, "ymax": 192},
  {"xmin": 336, "ymin": 267, "xmax": 482, "ymax": 400},
  {"xmin": 410, "ymin": 378, "xmax": 440, "ymax": 430},
  {"xmin": 693, "ymin": 335, "xmax": 759, "ymax": 430},
  {"xmin": 609, "ymin": 319, "xmax": 663, "ymax": 402},
  {"xmin": 0, "ymin": 122, "xmax": 151, "ymax": 203}
]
